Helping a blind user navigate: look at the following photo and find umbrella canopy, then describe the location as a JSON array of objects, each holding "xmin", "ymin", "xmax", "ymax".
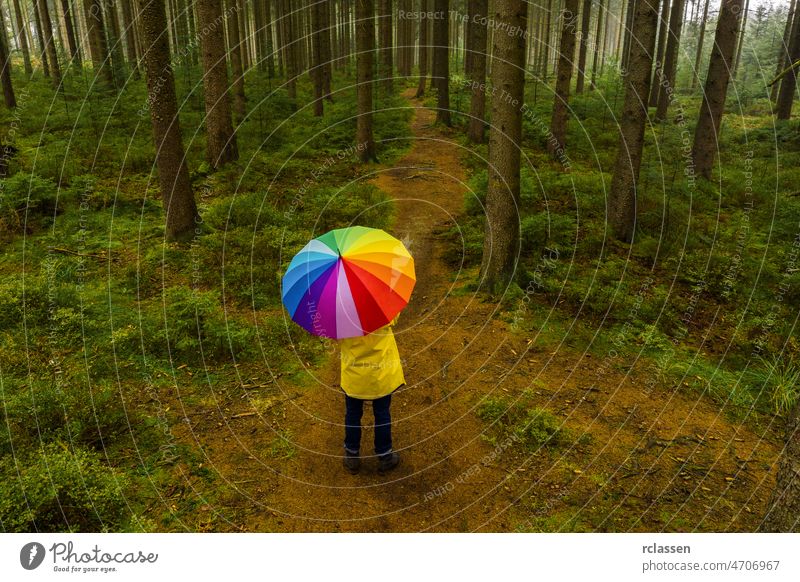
[{"xmin": 281, "ymin": 226, "xmax": 415, "ymax": 339}]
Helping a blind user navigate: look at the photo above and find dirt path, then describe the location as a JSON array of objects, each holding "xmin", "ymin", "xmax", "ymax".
[{"xmin": 176, "ymin": 90, "xmax": 781, "ymax": 532}]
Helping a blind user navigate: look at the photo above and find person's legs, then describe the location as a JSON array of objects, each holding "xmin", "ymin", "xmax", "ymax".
[
  {"xmin": 343, "ymin": 395, "xmax": 364, "ymax": 455},
  {"xmin": 372, "ymin": 393, "xmax": 393, "ymax": 456}
]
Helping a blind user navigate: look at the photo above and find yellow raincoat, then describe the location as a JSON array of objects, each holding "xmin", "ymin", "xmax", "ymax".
[{"xmin": 340, "ymin": 315, "xmax": 404, "ymax": 399}]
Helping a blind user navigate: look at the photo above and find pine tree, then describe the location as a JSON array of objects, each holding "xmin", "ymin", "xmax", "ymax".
[
  {"xmin": 548, "ymin": 0, "xmax": 579, "ymax": 157},
  {"xmin": 355, "ymin": 0, "xmax": 377, "ymax": 161}
]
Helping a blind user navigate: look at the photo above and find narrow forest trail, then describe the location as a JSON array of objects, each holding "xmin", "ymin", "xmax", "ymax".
[{"xmin": 176, "ymin": 89, "xmax": 781, "ymax": 532}]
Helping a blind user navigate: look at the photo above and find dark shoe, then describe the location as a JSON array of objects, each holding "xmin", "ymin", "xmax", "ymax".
[
  {"xmin": 377, "ymin": 452, "xmax": 400, "ymax": 475},
  {"xmin": 343, "ymin": 452, "xmax": 360, "ymax": 474}
]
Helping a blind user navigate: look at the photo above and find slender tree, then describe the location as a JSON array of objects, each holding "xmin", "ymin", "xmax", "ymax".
[
  {"xmin": 11, "ymin": 0, "xmax": 33, "ymax": 75},
  {"xmin": 355, "ymin": 0, "xmax": 376, "ymax": 161},
  {"xmin": 33, "ymin": 0, "xmax": 51, "ymax": 77},
  {"xmin": 416, "ymin": 0, "xmax": 430, "ymax": 96},
  {"xmin": 311, "ymin": 0, "xmax": 325, "ymax": 115},
  {"xmin": 654, "ymin": 0, "xmax": 685, "ymax": 120},
  {"xmin": 36, "ymin": 0, "xmax": 62, "ymax": 89},
  {"xmin": 691, "ymin": 0, "xmax": 710, "ymax": 90},
  {"xmin": 608, "ymin": 0, "xmax": 659, "ymax": 241},
  {"xmin": 84, "ymin": 0, "xmax": 115, "ymax": 87},
  {"xmin": 590, "ymin": 0, "xmax": 606, "ymax": 89},
  {"xmin": 282, "ymin": 0, "xmax": 297, "ymax": 99},
  {"xmin": 0, "ymin": 4, "xmax": 17, "ymax": 107},
  {"xmin": 691, "ymin": 0, "xmax": 744, "ymax": 179},
  {"xmin": 320, "ymin": 0, "xmax": 333, "ymax": 99},
  {"xmin": 60, "ymin": 0, "xmax": 82, "ymax": 66},
  {"xmin": 480, "ymin": 0, "xmax": 527, "ymax": 293},
  {"xmin": 772, "ymin": 0, "xmax": 797, "ymax": 102},
  {"xmin": 777, "ymin": 3, "xmax": 800, "ymax": 119},
  {"xmin": 432, "ymin": 0, "xmax": 450, "ymax": 125},
  {"xmin": 137, "ymin": 0, "xmax": 198, "ymax": 240},
  {"xmin": 760, "ymin": 400, "xmax": 800, "ymax": 532},
  {"xmin": 105, "ymin": 0, "xmax": 127, "ymax": 84},
  {"xmin": 196, "ymin": 0, "xmax": 238, "ymax": 167},
  {"xmin": 378, "ymin": 0, "xmax": 392, "ymax": 93},
  {"xmin": 119, "ymin": 0, "xmax": 138, "ymax": 76},
  {"xmin": 467, "ymin": 0, "xmax": 487, "ymax": 143},
  {"xmin": 649, "ymin": 0, "xmax": 669, "ymax": 105},
  {"xmin": 224, "ymin": 0, "xmax": 245, "ymax": 122},
  {"xmin": 575, "ymin": 0, "xmax": 592, "ymax": 93},
  {"xmin": 548, "ymin": 0, "xmax": 579, "ymax": 157}
]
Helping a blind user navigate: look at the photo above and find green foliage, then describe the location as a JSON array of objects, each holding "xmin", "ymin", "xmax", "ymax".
[
  {"xmin": 477, "ymin": 395, "xmax": 574, "ymax": 451},
  {"xmin": 751, "ymin": 354, "xmax": 800, "ymax": 415},
  {"xmin": 0, "ymin": 442, "xmax": 131, "ymax": 532},
  {"xmin": 0, "ymin": 173, "xmax": 60, "ymax": 233}
]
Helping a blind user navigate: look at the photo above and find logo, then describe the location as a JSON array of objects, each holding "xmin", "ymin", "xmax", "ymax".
[{"xmin": 20, "ymin": 542, "xmax": 46, "ymax": 570}]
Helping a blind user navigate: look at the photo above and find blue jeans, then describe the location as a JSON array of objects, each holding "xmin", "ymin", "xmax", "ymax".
[{"xmin": 344, "ymin": 393, "xmax": 392, "ymax": 457}]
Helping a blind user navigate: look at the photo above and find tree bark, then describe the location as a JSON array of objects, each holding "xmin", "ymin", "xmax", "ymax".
[
  {"xmin": 732, "ymin": 0, "xmax": 749, "ymax": 79},
  {"xmin": 11, "ymin": 0, "xmax": 33, "ymax": 75},
  {"xmin": 777, "ymin": 3, "xmax": 800, "ymax": 119},
  {"xmin": 84, "ymin": 0, "xmax": 116, "ymax": 87},
  {"xmin": 355, "ymin": 0, "xmax": 377, "ymax": 161},
  {"xmin": 608, "ymin": 0, "xmax": 659, "ymax": 242},
  {"xmin": 58, "ymin": 0, "xmax": 81, "ymax": 66},
  {"xmin": 320, "ymin": 0, "xmax": 333, "ymax": 99},
  {"xmin": 0, "ymin": 4, "xmax": 17, "ymax": 107},
  {"xmin": 772, "ymin": 0, "xmax": 797, "ymax": 102},
  {"xmin": 311, "ymin": 0, "xmax": 325, "ymax": 115},
  {"xmin": 226, "ymin": 0, "xmax": 245, "ymax": 122},
  {"xmin": 104, "ymin": 0, "xmax": 127, "ymax": 85},
  {"xmin": 416, "ymin": 0, "xmax": 429, "ymax": 96},
  {"xmin": 36, "ymin": 0, "xmax": 62, "ymax": 89},
  {"xmin": 119, "ymin": 0, "xmax": 138, "ymax": 76},
  {"xmin": 649, "ymin": 0, "xmax": 669, "ymax": 105},
  {"xmin": 467, "ymin": 0, "xmax": 487, "ymax": 143},
  {"xmin": 432, "ymin": 0, "xmax": 450, "ymax": 125},
  {"xmin": 378, "ymin": 0, "xmax": 392, "ymax": 93},
  {"xmin": 691, "ymin": 0, "xmax": 710, "ymax": 90},
  {"xmin": 479, "ymin": 0, "xmax": 527, "ymax": 294},
  {"xmin": 548, "ymin": 0, "xmax": 579, "ymax": 157},
  {"xmin": 282, "ymin": 0, "xmax": 297, "ymax": 99},
  {"xmin": 590, "ymin": 0, "xmax": 605, "ymax": 89},
  {"xmin": 33, "ymin": 0, "xmax": 51, "ymax": 77},
  {"xmin": 138, "ymin": 0, "xmax": 198, "ymax": 240},
  {"xmin": 196, "ymin": 0, "xmax": 238, "ymax": 168},
  {"xmin": 621, "ymin": 0, "xmax": 636, "ymax": 71},
  {"xmin": 760, "ymin": 400, "xmax": 800, "ymax": 532},
  {"xmin": 691, "ymin": 0, "xmax": 744, "ymax": 179},
  {"xmin": 654, "ymin": 0, "xmax": 685, "ymax": 120},
  {"xmin": 575, "ymin": 0, "xmax": 592, "ymax": 93}
]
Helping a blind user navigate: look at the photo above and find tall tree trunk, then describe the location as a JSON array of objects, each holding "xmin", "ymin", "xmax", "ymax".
[
  {"xmin": 58, "ymin": 0, "xmax": 80, "ymax": 66},
  {"xmin": 11, "ymin": 0, "xmax": 33, "ymax": 75},
  {"xmin": 311, "ymin": 0, "xmax": 325, "ymax": 115},
  {"xmin": 760, "ymin": 400, "xmax": 800, "ymax": 532},
  {"xmin": 355, "ymin": 0, "xmax": 376, "ymax": 161},
  {"xmin": 226, "ymin": 0, "xmax": 245, "ymax": 122},
  {"xmin": 416, "ymin": 0, "xmax": 429, "ymax": 96},
  {"xmin": 575, "ymin": 0, "xmax": 592, "ymax": 93},
  {"xmin": 542, "ymin": 0, "xmax": 552, "ymax": 80},
  {"xmin": 104, "ymin": 0, "xmax": 127, "ymax": 84},
  {"xmin": 691, "ymin": 0, "xmax": 710, "ymax": 90},
  {"xmin": 654, "ymin": 0, "xmax": 685, "ymax": 120},
  {"xmin": 0, "ymin": 4, "xmax": 17, "ymax": 107},
  {"xmin": 467, "ymin": 0, "xmax": 487, "ymax": 143},
  {"xmin": 138, "ymin": 0, "xmax": 198, "ymax": 240},
  {"xmin": 590, "ymin": 0, "xmax": 605, "ymax": 89},
  {"xmin": 732, "ymin": 0, "xmax": 748, "ymax": 78},
  {"xmin": 36, "ymin": 0, "xmax": 62, "ymax": 88},
  {"xmin": 548, "ymin": 0, "xmax": 579, "ymax": 157},
  {"xmin": 649, "ymin": 0, "xmax": 669, "ymax": 105},
  {"xmin": 378, "ymin": 0, "xmax": 392, "ymax": 93},
  {"xmin": 282, "ymin": 0, "xmax": 297, "ymax": 99},
  {"xmin": 432, "ymin": 0, "xmax": 450, "ymax": 125},
  {"xmin": 264, "ymin": 0, "xmax": 275, "ymax": 78},
  {"xmin": 772, "ymin": 0, "xmax": 797, "ymax": 102},
  {"xmin": 608, "ymin": 0, "xmax": 659, "ymax": 242},
  {"xmin": 84, "ymin": 0, "xmax": 115, "ymax": 87},
  {"xmin": 33, "ymin": 0, "xmax": 51, "ymax": 77},
  {"xmin": 196, "ymin": 0, "xmax": 238, "ymax": 167},
  {"xmin": 691, "ymin": 0, "xmax": 744, "ymax": 179},
  {"xmin": 777, "ymin": 2, "xmax": 800, "ymax": 119},
  {"xmin": 479, "ymin": 0, "xmax": 527, "ymax": 293},
  {"xmin": 621, "ymin": 0, "xmax": 636, "ymax": 71},
  {"xmin": 119, "ymin": 0, "xmax": 138, "ymax": 76},
  {"xmin": 320, "ymin": 0, "xmax": 333, "ymax": 99}
]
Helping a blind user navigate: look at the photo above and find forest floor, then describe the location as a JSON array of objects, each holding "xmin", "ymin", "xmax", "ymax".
[{"xmin": 168, "ymin": 89, "xmax": 782, "ymax": 532}]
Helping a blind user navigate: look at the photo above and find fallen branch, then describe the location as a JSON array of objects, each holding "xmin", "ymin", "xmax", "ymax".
[{"xmin": 767, "ymin": 59, "xmax": 800, "ymax": 88}]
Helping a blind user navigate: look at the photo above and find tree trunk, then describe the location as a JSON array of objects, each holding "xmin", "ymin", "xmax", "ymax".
[
  {"xmin": 0, "ymin": 4, "xmax": 17, "ymax": 107},
  {"xmin": 320, "ymin": 0, "xmax": 333, "ymax": 99},
  {"xmin": 416, "ymin": 0, "xmax": 429, "ymax": 96},
  {"xmin": 58, "ymin": 0, "xmax": 81, "ymax": 66},
  {"xmin": 590, "ymin": 0, "xmax": 605, "ymax": 89},
  {"xmin": 575, "ymin": 0, "xmax": 592, "ymax": 93},
  {"xmin": 467, "ymin": 0, "xmax": 487, "ymax": 143},
  {"xmin": 608, "ymin": 0, "xmax": 659, "ymax": 242},
  {"xmin": 760, "ymin": 400, "xmax": 800, "ymax": 532},
  {"xmin": 732, "ymin": 0, "xmax": 749, "ymax": 79},
  {"xmin": 119, "ymin": 0, "xmax": 138, "ymax": 76},
  {"xmin": 196, "ymin": 0, "xmax": 238, "ymax": 167},
  {"xmin": 432, "ymin": 0, "xmax": 450, "ymax": 125},
  {"xmin": 654, "ymin": 0, "xmax": 685, "ymax": 120},
  {"xmin": 621, "ymin": 0, "xmax": 636, "ymax": 71},
  {"xmin": 378, "ymin": 0, "xmax": 392, "ymax": 93},
  {"xmin": 11, "ymin": 0, "xmax": 33, "ymax": 75},
  {"xmin": 355, "ymin": 0, "xmax": 376, "ymax": 161},
  {"xmin": 772, "ymin": 0, "xmax": 797, "ymax": 102},
  {"xmin": 137, "ymin": 0, "xmax": 198, "ymax": 240},
  {"xmin": 104, "ymin": 0, "xmax": 127, "ymax": 85},
  {"xmin": 777, "ymin": 3, "xmax": 800, "ymax": 119},
  {"xmin": 691, "ymin": 0, "xmax": 744, "ymax": 179},
  {"xmin": 479, "ymin": 0, "xmax": 527, "ymax": 294},
  {"xmin": 649, "ymin": 0, "xmax": 669, "ymax": 105},
  {"xmin": 311, "ymin": 0, "xmax": 325, "ymax": 115},
  {"xmin": 36, "ymin": 0, "xmax": 62, "ymax": 89},
  {"xmin": 548, "ymin": 0, "xmax": 579, "ymax": 157},
  {"xmin": 226, "ymin": 0, "xmax": 245, "ymax": 122},
  {"xmin": 84, "ymin": 0, "xmax": 116, "ymax": 87},
  {"xmin": 282, "ymin": 0, "xmax": 297, "ymax": 99},
  {"xmin": 691, "ymin": 0, "xmax": 710, "ymax": 90},
  {"xmin": 33, "ymin": 0, "xmax": 51, "ymax": 77}
]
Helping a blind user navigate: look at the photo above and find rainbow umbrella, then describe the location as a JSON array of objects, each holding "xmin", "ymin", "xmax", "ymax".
[{"xmin": 281, "ymin": 226, "xmax": 415, "ymax": 339}]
